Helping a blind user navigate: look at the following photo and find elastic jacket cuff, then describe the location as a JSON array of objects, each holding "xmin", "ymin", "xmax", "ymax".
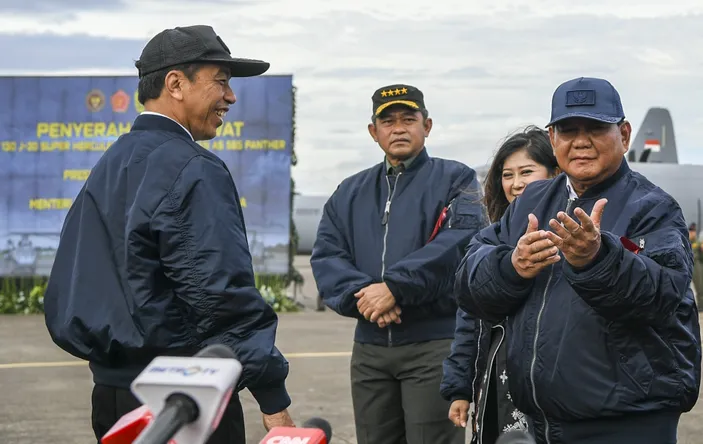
[
  {"xmin": 249, "ymin": 381, "xmax": 292, "ymax": 415},
  {"xmin": 499, "ymin": 250, "xmax": 529, "ymax": 286}
]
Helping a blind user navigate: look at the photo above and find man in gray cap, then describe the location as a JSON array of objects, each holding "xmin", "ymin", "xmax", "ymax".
[
  {"xmin": 454, "ymin": 77, "xmax": 701, "ymax": 443},
  {"xmin": 43, "ymin": 25, "xmax": 294, "ymax": 443}
]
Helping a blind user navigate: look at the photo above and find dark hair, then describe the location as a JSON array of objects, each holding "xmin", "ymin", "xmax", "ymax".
[
  {"xmin": 483, "ymin": 125, "xmax": 558, "ymax": 222},
  {"xmin": 136, "ymin": 63, "xmax": 201, "ymax": 105}
]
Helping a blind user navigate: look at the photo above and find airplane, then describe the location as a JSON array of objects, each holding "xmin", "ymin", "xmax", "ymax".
[{"xmin": 293, "ymin": 107, "xmax": 703, "ymax": 254}]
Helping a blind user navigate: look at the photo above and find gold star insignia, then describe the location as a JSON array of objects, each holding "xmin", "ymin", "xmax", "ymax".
[
  {"xmin": 400, "ymin": 87, "xmax": 408, "ymax": 94},
  {"xmin": 394, "ymin": 88, "xmax": 401, "ymax": 95},
  {"xmin": 386, "ymin": 89, "xmax": 394, "ymax": 96},
  {"xmin": 381, "ymin": 90, "xmax": 388, "ymax": 97}
]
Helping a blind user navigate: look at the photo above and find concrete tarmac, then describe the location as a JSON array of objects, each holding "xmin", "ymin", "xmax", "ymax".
[{"xmin": 0, "ymin": 311, "xmax": 360, "ymax": 444}]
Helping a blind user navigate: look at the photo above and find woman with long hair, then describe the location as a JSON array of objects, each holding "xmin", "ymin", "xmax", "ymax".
[{"xmin": 440, "ymin": 125, "xmax": 559, "ymax": 443}]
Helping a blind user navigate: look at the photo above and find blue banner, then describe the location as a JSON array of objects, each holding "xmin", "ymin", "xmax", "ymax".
[{"xmin": 0, "ymin": 75, "xmax": 292, "ymax": 277}]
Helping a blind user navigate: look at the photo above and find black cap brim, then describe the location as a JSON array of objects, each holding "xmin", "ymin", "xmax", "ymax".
[{"xmin": 200, "ymin": 56, "xmax": 270, "ymax": 77}]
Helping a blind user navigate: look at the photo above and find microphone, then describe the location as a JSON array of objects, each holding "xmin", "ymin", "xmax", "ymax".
[
  {"xmin": 101, "ymin": 405, "xmax": 171, "ymax": 444},
  {"xmin": 495, "ymin": 429, "xmax": 536, "ymax": 444},
  {"xmin": 100, "ymin": 344, "xmax": 242, "ymax": 444},
  {"xmin": 259, "ymin": 417, "xmax": 332, "ymax": 444}
]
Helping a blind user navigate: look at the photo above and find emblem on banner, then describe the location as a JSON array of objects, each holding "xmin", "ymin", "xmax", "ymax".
[
  {"xmin": 86, "ymin": 89, "xmax": 106, "ymax": 112},
  {"xmin": 111, "ymin": 90, "xmax": 130, "ymax": 113}
]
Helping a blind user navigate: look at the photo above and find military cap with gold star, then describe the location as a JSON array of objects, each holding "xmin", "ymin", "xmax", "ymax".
[{"xmin": 372, "ymin": 84, "xmax": 426, "ymax": 117}]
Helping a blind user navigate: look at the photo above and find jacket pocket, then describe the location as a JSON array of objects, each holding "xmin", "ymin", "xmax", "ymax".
[{"xmin": 608, "ymin": 322, "xmax": 655, "ymax": 396}]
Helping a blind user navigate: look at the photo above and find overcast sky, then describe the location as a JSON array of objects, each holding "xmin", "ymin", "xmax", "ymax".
[{"xmin": 1, "ymin": 0, "xmax": 702, "ymax": 196}]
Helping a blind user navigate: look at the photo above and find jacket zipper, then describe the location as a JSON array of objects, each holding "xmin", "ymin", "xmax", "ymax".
[
  {"xmin": 530, "ymin": 268, "xmax": 553, "ymax": 444},
  {"xmin": 381, "ymin": 172, "xmax": 401, "ymax": 347},
  {"xmin": 470, "ymin": 321, "xmax": 483, "ymax": 437},
  {"xmin": 562, "ymin": 198, "xmax": 576, "ymax": 225},
  {"xmin": 478, "ymin": 323, "xmax": 505, "ymax": 444},
  {"xmin": 529, "ymin": 197, "xmax": 574, "ymax": 444}
]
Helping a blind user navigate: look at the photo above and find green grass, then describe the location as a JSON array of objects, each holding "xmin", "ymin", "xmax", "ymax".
[{"xmin": 0, "ymin": 274, "xmax": 301, "ymax": 314}]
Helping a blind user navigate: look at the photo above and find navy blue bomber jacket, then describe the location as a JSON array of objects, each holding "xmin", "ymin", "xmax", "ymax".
[
  {"xmin": 43, "ymin": 114, "xmax": 290, "ymax": 415},
  {"xmin": 310, "ymin": 148, "xmax": 489, "ymax": 346},
  {"xmin": 455, "ymin": 158, "xmax": 701, "ymax": 442}
]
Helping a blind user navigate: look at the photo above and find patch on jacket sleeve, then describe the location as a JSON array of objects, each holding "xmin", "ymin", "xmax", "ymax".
[
  {"xmin": 638, "ymin": 230, "xmax": 691, "ymax": 271},
  {"xmin": 620, "ymin": 236, "xmax": 641, "ymax": 254},
  {"xmin": 448, "ymin": 198, "xmax": 488, "ymax": 231}
]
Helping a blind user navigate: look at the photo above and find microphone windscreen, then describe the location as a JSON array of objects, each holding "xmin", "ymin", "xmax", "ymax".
[
  {"xmin": 495, "ymin": 429, "xmax": 536, "ymax": 444},
  {"xmin": 195, "ymin": 344, "xmax": 237, "ymax": 359},
  {"xmin": 302, "ymin": 417, "xmax": 332, "ymax": 442}
]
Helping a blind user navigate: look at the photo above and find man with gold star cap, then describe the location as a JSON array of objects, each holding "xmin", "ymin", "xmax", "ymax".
[{"xmin": 311, "ymin": 83, "xmax": 488, "ymax": 443}]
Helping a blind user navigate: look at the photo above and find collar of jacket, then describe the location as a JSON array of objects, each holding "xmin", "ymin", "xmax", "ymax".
[
  {"xmin": 131, "ymin": 113, "xmax": 194, "ymax": 142},
  {"xmin": 385, "ymin": 154, "xmax": 417, "ymax": 174},
  {"xmin": 381, "ymin": 147, "xmax": 429, "ymax": 175},
  {"xmin": 560, "ymin": 157, "xmax": 631, "ymax": 200}
]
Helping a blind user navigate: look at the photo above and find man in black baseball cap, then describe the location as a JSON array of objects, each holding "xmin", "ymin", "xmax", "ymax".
[
  {"xmin": 43, "ymin": 25, "xmax": 294, "ymax": 444},
  {"xmin": 135, "ymin": 24, "xmax": 270, "ymax": 79},
  {"xmin": 133, "ymin": 24, "xmax": 270, "ymax": 141}
]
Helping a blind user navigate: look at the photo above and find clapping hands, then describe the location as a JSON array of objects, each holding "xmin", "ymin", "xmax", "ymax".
[
  {"xmin": 512, "ymin": 198, "xmax": 608, "ymax": 277},
  {"xmin": 546, "ymin": 198, "xmax": 607, "ymax": 268},
  {"xmin": 511, "ymin": 213, "xmax": 561, "ymax": 279}
]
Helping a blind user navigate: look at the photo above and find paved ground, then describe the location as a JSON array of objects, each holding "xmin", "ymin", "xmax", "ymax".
[
  {"xmin": 0, "ymin": 256, "xmax": 701, "ymax": 443},
  {"xmin": 0, "ymin": 311, "xmax": 361, "ymax": 444}
]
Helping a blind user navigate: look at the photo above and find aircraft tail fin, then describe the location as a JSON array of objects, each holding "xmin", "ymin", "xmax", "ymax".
[{"xmin": 630, "ymin": 107, "xmax": 678, "ymax": 164}]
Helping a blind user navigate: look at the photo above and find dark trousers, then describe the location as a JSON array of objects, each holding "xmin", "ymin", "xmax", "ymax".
[
  {"xmin": 91, "ymin": 384, "xmax": 246, "ymax": 444},
  {"xmin": 350, "ymin": 339, "xmax": 465, "ymax": 444}
]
